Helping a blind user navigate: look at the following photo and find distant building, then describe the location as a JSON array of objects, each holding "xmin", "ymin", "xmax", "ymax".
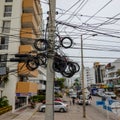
[
  {"xmin": 80, "ymin": 67, "xmax": 96, "ymax": 88},
  {"xmin": 94, "ymin": 62, "xmax": 105, "ymax": 84},
  {"xmin": 104, "ymin": 59, "xmax": 120, "ymax": 91}
]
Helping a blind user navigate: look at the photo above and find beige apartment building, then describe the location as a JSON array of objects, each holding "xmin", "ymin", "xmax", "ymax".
[{"xmin": 0, "ymin": 0, "xmax": 44, "ymax": 112}]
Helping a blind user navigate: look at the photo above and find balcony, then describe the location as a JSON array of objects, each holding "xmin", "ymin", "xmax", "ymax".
[
  {"xmin": 18, "ymin": 45, "xmax": 38, "ymax": 77},
  {"xmin": 16, "ymin": 81, "xmax": 38, "ymax": 96},
  {"xmin": 20, "ymin": 28, "xmax": 36, "ymax": 45},
  {"xmin": 21, "ymin": 13, "xmax": 38, "ymax": 33},
  {"xmin": 20, "ymin": 28, "xmax": 36, "ymax": 39},
  {"xmin": 19, "ymin": 45, "xmax": 33, "ymax": 54},
  {"xmin": 22, "ymin": 0, "xmax": 41, "ymax": 25},
  {"xmin": 18, "ymin": 62, "xmax": 38, "ymax": 77}
]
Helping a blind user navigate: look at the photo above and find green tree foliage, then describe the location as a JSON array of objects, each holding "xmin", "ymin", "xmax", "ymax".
[
  {"xmin": 30, "ymin": 95, "xmax": 45, "ymax": 102},
  {"xmin": 0, "ymin": 68, "xmax": 9, "ymax": 84},
  {"xmin": 74, "ymin": 78, "xmax": 81, "ymax": 86},
  {"xmin": 0, "ymin": 96, "xmax": 9, "ymax": 108},
  {"xmin": 55, "ymin": 78, "xmax": 66, "ymax": 89},
  {"xmin": 116, "ymin": 69, "xmax": 120, "ymax": 77},
  {"xmin": 0, "ymin": 75, "xmax": 9, "ymax": 83}
]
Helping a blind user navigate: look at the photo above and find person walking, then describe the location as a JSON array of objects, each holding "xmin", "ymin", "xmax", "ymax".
[
  {"xmin": 72, "ymin": 97, "xmax": 75, "ymax": 105},
  {"xmin": 88, "ymin": 94, "xmax": 92, "ymax": 104},
  {"xmin": 69, "ymin": 98, "xmax": 72, "ymax": 105}
]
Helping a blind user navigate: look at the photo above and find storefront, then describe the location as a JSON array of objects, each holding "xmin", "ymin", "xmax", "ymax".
[{"xmin": 15, "ymin": 82, "xmax": 38, "ymax": 109}]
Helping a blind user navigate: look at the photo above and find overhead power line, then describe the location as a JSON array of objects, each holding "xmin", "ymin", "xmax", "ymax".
[{"xmin": 56, "ymin": 20, "xmax": 120, "ymax": 38}]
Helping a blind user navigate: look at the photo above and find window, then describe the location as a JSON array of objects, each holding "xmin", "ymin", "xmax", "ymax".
[
  {"xmin": 5, "ymin": 0, "xmax": 13, "ymax": 2},
  {"xmin": 0, "ymin": 54, "xmax": 7, "ymax": 67},
  {"xmin": 4, "ymin": 5, "xmax": 12, "ymax": 17},
  {"xmin": 0, "ymin": 36, "xmax": 9, "ymax": 50},
  {"xmin": 2, "ymin": 21, "xmax": 11, "ymax": 33},
  {"xmin": 54, "ymin": 102, "xmax": 61, "ymax": 105}
]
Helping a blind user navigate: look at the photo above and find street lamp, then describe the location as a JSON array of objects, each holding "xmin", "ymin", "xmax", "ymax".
[
  {"xmin": 80, "ymin": 34, "xmax": 97, "ymax": 118},
  {"xmin": 81, "ymin": 34, "xmax": 86, "ymax": 118}
]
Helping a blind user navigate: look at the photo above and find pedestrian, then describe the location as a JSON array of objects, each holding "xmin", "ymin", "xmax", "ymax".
[
  {"xmin": 102, "ymin": 95, "xmax": 106, "ymax": 101},
  {"xmin": 69, "ymin": 97, "xmax": 72, "ymax": 105},
  {"xmin": 89, "ymin": 94, "xmax": 92, "ymax": 100},
  {"xmin": 88, "ymin": 94, "xmax": 92, "ymax": 104},
  {"xmin": 72, "ymin": 97, "xmax": 75, "ymax": 105},
  {"xmin": 76, "ymin": 97, "xmax": 79, "ymax": 104}
]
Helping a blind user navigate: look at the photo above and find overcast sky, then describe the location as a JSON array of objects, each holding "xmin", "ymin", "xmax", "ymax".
[{"xmin": 41, "ymin": 0, "xmax": 120, "ymax": 68}]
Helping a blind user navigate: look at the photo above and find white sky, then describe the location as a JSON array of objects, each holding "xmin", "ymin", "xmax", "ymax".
[{"xmin": 41, "ymin": 0, "xmax": 120, "ymax": 68}]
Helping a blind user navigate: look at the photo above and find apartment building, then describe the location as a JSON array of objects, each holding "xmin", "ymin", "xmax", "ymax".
[
  {"xmin": 104, "ymin": 59, "xmax": 120, "ymax": 92},
  {"xmin": 0, "ymin": 0, "xmax": 44, "ymax": 112},
  {"xmin": 94, "ymin": 62, "xmax": 105, "ymax": 84},
  {"xmin": 79, "ymin": 67, "xmax": 95, "ymax": 89}
]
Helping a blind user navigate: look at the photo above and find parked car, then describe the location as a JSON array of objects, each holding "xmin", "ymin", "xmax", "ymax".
[
  {"xmin": 78, "ymin": 94, "xmax": 91, "ymax": 105},
  {"xmin": 38, "ymin": 101, "xmax": 68, "ymax": 112},
  {"xmin": 70, "ymin": 92, "xmax": 77, "ymax": 98},
  {"xmin": 54, "ymin": 97, "xmax": 63, "ymax": 102},
  {"xmin": 97, "ymin": 88, "xmax": 105, "ymax": 97},
  {"xmin": 104, "ymin": 92, "xmax": 117, "ymax": 99}
]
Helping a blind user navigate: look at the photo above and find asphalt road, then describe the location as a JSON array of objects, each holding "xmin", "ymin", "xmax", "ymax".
[
  {"xmin": 28, "ymin": 96, "xmax": 118, "ymax": 120},
  {"xmin": 0, "ymin": 96, "xmax": 119, "ymax": 120}
]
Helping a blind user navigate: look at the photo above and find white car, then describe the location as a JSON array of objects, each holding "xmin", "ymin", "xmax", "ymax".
[
  {"xmin": 38, "ymin": 101, "xmax": 68, "ymax": 112},
  {"xmin": 70, "ymin": 92, "xmax": 77, "ymax": 98},
  {"xmin": 104, "ymin": 92, "xmax": 117, "ymax": 99},
  {"xmin": 78, "ymin": 95, "xmax": 91, "ymax": 105}
]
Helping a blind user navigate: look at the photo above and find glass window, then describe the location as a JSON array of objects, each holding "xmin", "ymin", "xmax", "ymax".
[
  {"xmin": 2, "ymin": 21, "xmax": 11, "ymax": 33},
  {"xmin": 54, "ymin": 102, "xmax": 61, "ymax": 105},
  {"xmin": 0, "ymin": 54, "xmax": 7, "ymax": 67},
  {"xmin": 5, "ymin": 0, "xmax": 13, "ymax": 2},
  {"xmin": 4, "ymin": 5, "xmax": 12, "ymax": 17},
  {"xmin": 0, "ymin": 54, "xmax": 7, "ymax": 62},
  {"xmin": 0, "ymin": 36, "xmax": 9, "ymax": 50}
]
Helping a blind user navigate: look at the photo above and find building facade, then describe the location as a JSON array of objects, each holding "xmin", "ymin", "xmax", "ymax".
[
  {"xmin": 0, "ymin": 0, "xmax": 44, "ymax": 112},
  {"xmin": 104, "ymin": 59, "xmax": 120, "ymax": 92},
  {"xmin": 94, "ymin": 62, "xmax": 105, "ymax": 84},
  {"xmin": 79, "ymin": 67, "xmax": 95, "ymax": 89}
]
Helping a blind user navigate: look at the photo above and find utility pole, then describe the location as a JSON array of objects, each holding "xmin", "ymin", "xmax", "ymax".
[
  {"xmin": 81, "ymin": 35, "xmax": 86, "ymax": 118},
  {"xmin": 45, "ymin": 0, "xmax": 56, "ymax": 120}
]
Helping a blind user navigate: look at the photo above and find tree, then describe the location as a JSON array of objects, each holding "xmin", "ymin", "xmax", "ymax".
[
  {"xmin": 55, "ymin": 78, "xmax": 66, "ymax": 89},
  {"xmin": 116, "ymin": 69, "xmax": 120, "ymax": 77},
  {"xmin": 0, "ymin": 96, "xmax": 9, "ymax": 107},
  {"xmin": 73, "ymin": 78, "xmax": 81, "ymax": 90},
  {"xmin": 0, "ymin": 68, "xmax": 9, "ymax": 85}
]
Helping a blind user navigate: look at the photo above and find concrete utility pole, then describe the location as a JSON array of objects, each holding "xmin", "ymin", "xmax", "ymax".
[
  {"xmin": 45, "ymin": 0, "xmax": 56, "ymax": 120},
  {"xmin": 81, "ymin": 35, "xmax": 86, "ymax": 118}
]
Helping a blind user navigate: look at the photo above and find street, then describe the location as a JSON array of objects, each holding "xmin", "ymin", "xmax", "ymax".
[
  {"xmin": 29, "ymin": 98, "xmax": 117, "ymax": 120},
  {"xmin": 0, "ymin": 96, "xmax": 119, "ymax": 120},
  {"xmin": 28, "ymin": 96, "xmax": 118, "ymax": 120}
]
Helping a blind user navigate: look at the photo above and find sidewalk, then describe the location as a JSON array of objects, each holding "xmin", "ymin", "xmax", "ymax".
[{"xmin": 12, "ymin": 103, "xmax": 40, "ymax": 120}]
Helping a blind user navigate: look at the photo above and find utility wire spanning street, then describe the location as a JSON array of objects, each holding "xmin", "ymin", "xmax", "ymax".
[{"xmin": 0, "ymin": 95, "xmax": 119, "ymax": 120}]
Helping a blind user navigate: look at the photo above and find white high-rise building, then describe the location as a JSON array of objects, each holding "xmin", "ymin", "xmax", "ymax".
[
  {"xmin": 80, "ymin": 67, "xmax": 96, "ymax": 88},
  {"xmin": 0, "ymin": 0, "xmax": 43, "ymax": 112}
]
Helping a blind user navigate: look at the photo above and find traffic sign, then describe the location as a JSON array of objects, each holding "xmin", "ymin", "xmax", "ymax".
[
  {"xmin": 110, "ymin": 101, "xmax": 120, "ymax": 114},
  {"xmin": 103, "ymin": 105, "xmax": 112, "ymax": 112},
  {"xmin": 96, "ymin": 101, "xmax": 105, "ymax": 106}
]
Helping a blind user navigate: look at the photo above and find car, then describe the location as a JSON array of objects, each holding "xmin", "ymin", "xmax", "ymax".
[
  {"xmin": 70, "ymin": 92, "xmax": 77, "ymax": 98},
  {"xmin": 38, "ymin": 101, "xmax": 68, "ymax": 112},
  {"xmin": 54, "ymin": 97, "xmax": 63, "ymax": 102},
  {"xmin": 78, "ymin": 94, "xmax": 91, "ymax": 105},
  {"xmin": 104, "ymin": 92, "xmax": 117, "ymax": 99},
  {"xmin": 97, "ymin": 88, "xmax": 105, "ymax": 97}
]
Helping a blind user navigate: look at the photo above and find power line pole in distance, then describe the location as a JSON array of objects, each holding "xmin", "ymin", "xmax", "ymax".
[{"xmin": 81, "ymin": 35, "xmax": 86, "ymax": 118}]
